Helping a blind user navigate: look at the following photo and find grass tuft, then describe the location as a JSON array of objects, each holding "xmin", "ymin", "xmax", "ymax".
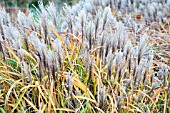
[{"xmin": 0, "ymin": 0, "xmax": 170, "ymax": 112}]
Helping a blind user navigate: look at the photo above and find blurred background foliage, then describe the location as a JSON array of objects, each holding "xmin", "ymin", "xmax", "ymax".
[
  {"xmin": 0, "ymin": 0, "xmax": 79, "ymax": 21},
  {"xmin": 0, "ymin": 0, "xmax": 79, "ymax": 8}
]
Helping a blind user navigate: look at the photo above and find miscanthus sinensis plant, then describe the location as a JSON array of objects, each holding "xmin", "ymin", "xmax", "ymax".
[{"xmin": 0, "ymin": 0, "xmax": 169, "ymax": 113}]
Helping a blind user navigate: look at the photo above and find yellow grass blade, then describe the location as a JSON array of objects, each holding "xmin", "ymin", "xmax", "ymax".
[
  {"xmin": 0, "ymin": 71, "xmax": 22, "ymax": 78},
  {"xmin": 107, "ymin": 95, "xmax": 116, "ymax": 113},
  {"xmin": 5, "ymin": 79, "xmax": 21, "ymax": 107},
  {"xmin": 71, "ymin": 95, "xmax": 97, "ymax": 104},
  {"xmin": 20, "ymin": 85, "xmax": 37, "ymax": 91},
  {"xmin": 23, "ymin": 97, "xmax": 38, "ymax": 111},
  {"xmin": 53, "ymin": 108, "xmax": 75, "ymax": 112},
  {"xmin": 49, "ymin": 25, "xmax": 63, "ymax": 42},
  {"xmin": 35, "ymin": 81, "xmax": 48, "ymax": 102},
  {"xmin": 129, "ymin": 103, "xmax": 143, "ymax": 113},
  {"xmin": 48, "ymin": 80, "xmax": 57, "ymax": 112},
  {"xmin": 11, "ymin": 89, "xmax": 27, "ymax": 113},
  {"xmin": 23, "ymin": 49, "xmax": 37, "ymax": 63},
  {"xmin": 9, "ymin": 51, "xmax": 21, "ymax": 63},
  {"xmin": 72, "ymin": 77, "xmax": 90, "ymax": 97}
]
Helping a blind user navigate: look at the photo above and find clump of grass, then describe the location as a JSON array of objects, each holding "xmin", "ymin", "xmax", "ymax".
[{"xmin": 0, "ymin": 0, "xmax": 170, "ymax": 112}]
